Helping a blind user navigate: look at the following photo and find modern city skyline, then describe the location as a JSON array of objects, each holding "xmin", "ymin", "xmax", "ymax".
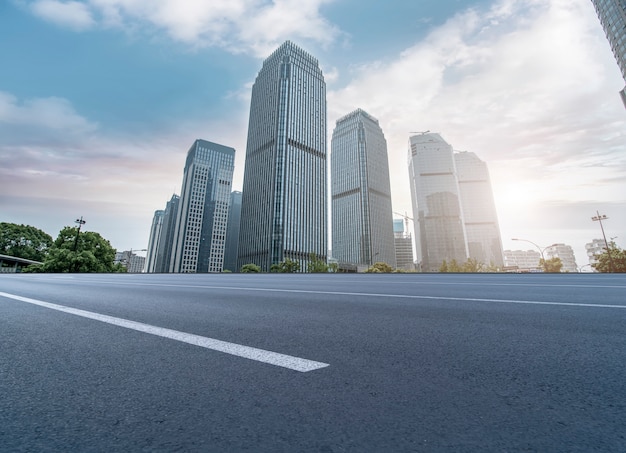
[
  {"xmin": 590, "ymin": 0, "xmax": 626, "ymax": 104},
  {"xmin": 331, "ymin": 109, "xmax": 395, "ymax": 268},
  {"xmin": 454, "ymin": 151, "xmax": 504, "ymax": 268},
  {"xmin": 171, "ymin": 139, "xmax": 234, "ymax": 273},
  {"xmin": 408, "ymin": 133, "xmax": 468, "ymax": 272},
  {"xmin": 237, "ymin": 41, "xmax": 327, "ymax": 272}
]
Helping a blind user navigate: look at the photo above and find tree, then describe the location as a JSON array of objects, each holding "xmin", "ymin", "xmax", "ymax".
[
  {"xmin": 540, "ymin": 257, "xmax": 563, "ymax": 273},
  {"xmin": 27, "ymin": 226, "xmax": 124, "ymax": 273},
  {"xmin": 0, "ymin": 222, "xmax": 53, "ymax": 262},
  {"xmin": 270, "ymin": 258, "xmax": 300, "ymax": 273},
  {"xmin": 462, "ymin": 258, "xmax": 485, "ymax": 273},
  {"xmin": 365, "ymin": 262, "xmax": 394, "ymax": 273},
  {"xmin": 240, "ymin": 263, "xmax": 261, "ymax": 273},
  {"xmin": 307, "ymin": 254, "xmax": 329, "ymax": 273},
  {"xmin": 592, "ymin": 242, "xmax": 626, "ymax": 273}
]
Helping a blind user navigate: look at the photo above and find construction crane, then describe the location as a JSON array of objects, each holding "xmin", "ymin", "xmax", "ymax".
[{"xmin": 393, "ymin": 211, "xmax": 413, "ymax": 233}]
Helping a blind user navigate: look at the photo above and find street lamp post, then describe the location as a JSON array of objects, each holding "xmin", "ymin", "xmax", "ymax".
[
  {"xmin": 71, "ymin": 216, "xmax": 86, "ymax": 272},
  {"xmin": 591, "ymin": 211, "xmax": 614, "ymax": 273},
  {"xmin": 511, "ymin": 238, "xmax": 555, "ymax": 271}
]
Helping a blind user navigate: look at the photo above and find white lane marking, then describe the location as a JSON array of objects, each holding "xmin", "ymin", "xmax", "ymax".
[
  {"xmin": 0, "ymin": 292, "xmax": 329, "ymax": 373},
  {"xmin": 53, "ymin": 280, "xmax": 626, "ymax": 309}
]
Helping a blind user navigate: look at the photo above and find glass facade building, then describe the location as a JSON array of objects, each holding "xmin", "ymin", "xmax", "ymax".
[
  {"xmin": 238, "ymin": 41, "xmax": 327, "ymax": 272},
  {"xmin": 590, "ymin": 0, "xmax": 626, "ymax": 105},
  {"xmin": 454, "ymin": 151, "xmax": 504, "ymax": 268},
  {"xmin": 154, "ymin": 194, "xmax": 179, "ymax": 273},
  {"xmin": 223, "ymin": 190, "xmax": 242, "ymax": 272},
  {"xmin": 331, "ymin": 109, "xmax": 396, "ymax": 268},
  {"xmin": 144, "ymin": 209, "xmax": 164, "ymax": 273},
  {"xmin": 171, "ymin": 139, "xmax": 235, "ymax": 273},
  {"xmin": 408, "ymin": 133, "xmax": 468, "ymax": 272}
]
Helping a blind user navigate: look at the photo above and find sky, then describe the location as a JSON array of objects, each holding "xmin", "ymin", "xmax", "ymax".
[{"xmin": 1, "ymin": 0, "xmax": 625, "ymax": 269}]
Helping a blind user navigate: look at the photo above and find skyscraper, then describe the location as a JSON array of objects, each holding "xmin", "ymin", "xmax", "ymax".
[
  {"xmin": 408, "ymin": 133, "xmax": 467, "ymax": 272},
  {"xmin": 331, "ymin": 109, "xmax": 396, "ymax": 268},
  {"xmin": 171, "ymin": 139, "xmax": 235, "ymax": 273},
  {"xmin": 238, "ymin": 41, "xmax": 327, "ymax": 272},
  {"xmin": 454, "ymin": 151, "xmax": 504, "ymax": 268},
  {"xmin": 393, "ymin": 218, "xmax": 414, "ymax": 271},
  {"xmin": 154, "ymin": 194, "xmax": 179, "ymax": 273},
  {"xmin": 590, "ymin": 0, "xmax": 626, "ymax": 105},
  {"xmin": 144, "ymin": 209, "xmax": 164, "ymax": 273},
  {"xmin": 223, "ymin": 190, "xmax": 242, "ymax": 272}
]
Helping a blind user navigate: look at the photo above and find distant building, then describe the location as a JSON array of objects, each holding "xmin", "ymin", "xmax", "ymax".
[
  {"xmin": 590, "ymin": 0, "xmax": 626, "ymax": 106},
  {"xmin": 393, "ymin": 218, "xmax": 414, "ymax": 271},
  {"xmin": 144, "ymin": 210, "xmax": 164, "ymax": 273},
  {"xmin": 223, "ymin": 191, "xmax": 242, "ymax": 272},
  {"xmin": 585, "ymin": 238, "xmax": 606, "ymax": 271},
  {"xmin": 171, "ymin": 139, "xmax": 235, "ymax": 273},
  {"xmin": 154, "ymin": 194, "xmax": 179, "ymax": 273},
  {"xmin": 544, "ymin": 243, "xmax": 578, "ymax": 273},
  {"xmin": 116, "ymin": 251, "xmax": 145, "ymax": 273},
  {"xmin": 238, "ymin": 41, "xmax": 327, "ymax": 272},
  {"xmin": 408, "ymin": 133, "xmax": 467, "ymax": 272},
  {"xmin": 454, "ymin": 151, "xmax": 504, "ymax": 268},
  {"xmin": 503, "ymin": 249, "xmax": 541, "ymax": 272},
  {"xmin": 331, "ymin": 109, "xmax": 396, "ymax": 269}
]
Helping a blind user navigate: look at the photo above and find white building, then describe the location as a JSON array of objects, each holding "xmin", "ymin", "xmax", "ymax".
[
  {"xmin": 545, "ymin": 243, "xmax": 578, "ymax": 273},
  {"xmin": 585, "ymin": 238, "xmax": 606, "ymax": 271},
  {"xmin": 503, "ymin": 250, "xmax": 541, "ymax": 272}
]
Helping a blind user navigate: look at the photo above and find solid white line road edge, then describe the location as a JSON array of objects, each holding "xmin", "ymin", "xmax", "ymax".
[{"xmin": 0, "ymin": 291, "xmax": 329, "ymax": 373}]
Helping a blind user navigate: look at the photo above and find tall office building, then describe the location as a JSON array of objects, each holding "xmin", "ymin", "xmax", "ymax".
[
  {"xmin": 154, "ymin": 194, "xmax": 179, "ymax": 273},
  {"xmin": 171, "ymin": 139, "xmax": 235, "ymax": 273},
  {"xmin": 331, "ymin": 109, "xmax": 395, "ymax": 268},
  {"xmin": 408, "ymin": 133, "xmax": 468, "ymax": 272},
  {"xmin": 590, "ymin": 0, "xmax": 626, "ymax": 105},
  {"xmin": 223, "ymin": 191, "xmax": 242, "ymax": 272},
  {"xmin": 454, "ymin": 152, "xmax": 504, "ymax": 268},
  {"xmin": 144, "ymin": 209, "xmax": 164, "ymax": 273},
  {"xmin": 393, "ymin": 218, "xmax": 414, "ymax": 271},
  {"xmin": 238, "ymin": 41, "xmax": 327, "ymax": 272}
]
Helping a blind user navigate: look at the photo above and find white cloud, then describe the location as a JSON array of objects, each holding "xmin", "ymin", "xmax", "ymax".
[
  {"xmin": 26, "ymin": 0, "xmax": 340, "ymax": 56},
  {"xmin": 30, "ymin": 0, "xmax": 96, "ymax": 30}
]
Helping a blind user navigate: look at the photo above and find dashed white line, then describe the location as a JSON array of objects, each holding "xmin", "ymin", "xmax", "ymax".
[{"xmin": 0, "ymin": 291, "xmax": 329, "ymax": 373}]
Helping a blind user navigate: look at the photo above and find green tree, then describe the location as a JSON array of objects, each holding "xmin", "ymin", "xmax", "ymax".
[
  {"xmin": 540, "ymin": 257, "xmax": 563, "ymax": 273},
  {"xmin": 592, "ymin": 242, "xmax": 626, "ymax": 273},
  {"xmin": 240, "ymin": 263, "xmax": 261, "ymax": 273},
  {"xmin": 365, "ymin": 262, "xmax": 394, "ymax": 273},
  {"xmin": 0, "ymin": 222, "xmax": 53, "ymax": 262},
  {"xmin": 307, "ymin": 254, "xmax": 329, "ymax": 273},
  {"xmin": 462, "ymin": 258, "xmax": 485, "ymax": 273},
  {"xmin": 270, "ymin": 258, "xmax": 301, "ymax": 273},
  {"xmin": 439, "ymin": 260, "xmax": 449, "ymax": 272},
  {"xmin": 28, "ymin": 226, "xmax": 123, "ymax": 273}
]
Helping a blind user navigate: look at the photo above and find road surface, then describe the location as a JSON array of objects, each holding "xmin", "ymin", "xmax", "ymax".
[{"xmin": 1, "ymin": 273, "xmax": 625, "ymax": 451}]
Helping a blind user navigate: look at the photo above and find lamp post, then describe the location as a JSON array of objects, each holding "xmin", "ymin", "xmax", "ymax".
[
  {"xmin": 511, "ymin": 238, "xmax": 555, "ymax": 271},
  {"xmin": 591, "ymin": 211, "xmax": 614, "ymax": 273},
  {"xmin": 71, "ymin": 216, "xmax": 86, "ymax": 272}
]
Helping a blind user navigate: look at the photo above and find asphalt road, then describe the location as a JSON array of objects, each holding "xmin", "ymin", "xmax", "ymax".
[{"xmin": 1, "ymin": 273, "xmax": 625, "ymax": 452}]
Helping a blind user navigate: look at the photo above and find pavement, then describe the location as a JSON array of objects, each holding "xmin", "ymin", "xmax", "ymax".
[{"xmin": 1, "ymin": 272, "xmax": 625, "ymax": 452}]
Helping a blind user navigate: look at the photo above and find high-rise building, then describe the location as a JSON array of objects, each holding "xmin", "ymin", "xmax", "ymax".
[
  {"xmin": 171, "ymin": 139, "xmax": 235, "ymax": 273},
  {"xmin": 154, "ymin": 194, "xmax": 179, "ymax": 273},
  {"xmin": 144, "ymin": 209, "xmax": 164, "ymax": 273},
  {"xmin": 238, "ymin": 41, "xmax": 327, "ymax": 272},
  {"xmin": 393, "ymin": 218, "xmax": 414, "ymax": 271},
  {"xmin": 331, "ymin": 109, "xmax": 396, "ymax": 268},
  {"xmin": 590, "ymin": 0, "xmax": 626, "ymax": 105},
  {"xmin": 454, "ymin": 152, "xmax": 504, "ymax": 268},
  {"xmin": 224, "ymin": 191, "xmax": 242, "ymax": 272},
  {"xmin": 545, "ymin": 243, "xmax": 578, "ymax": 273},
  {"xmin": 408, "ymin": 133, "xmax": 467, "ymax": 272}
]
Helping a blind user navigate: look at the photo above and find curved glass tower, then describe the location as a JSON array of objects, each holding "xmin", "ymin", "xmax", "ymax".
[
  {"xmin": 238, "ymin": 41, "xmax": 327, "ymax": 272},
  {"xmin": 331, "ymin": 109, "xmax": 396, "ymax": 268}
]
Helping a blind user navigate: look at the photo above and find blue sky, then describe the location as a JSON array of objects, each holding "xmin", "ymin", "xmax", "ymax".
[{"xmin": 1, "ymin": 0, "xmax": 625, "ymax": 268}]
